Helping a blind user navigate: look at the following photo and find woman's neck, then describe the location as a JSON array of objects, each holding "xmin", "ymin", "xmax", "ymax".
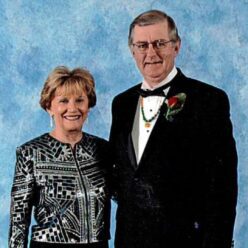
[{"xmin": 49, "ymin": 130, "xmax": 83, "ymax": 149}]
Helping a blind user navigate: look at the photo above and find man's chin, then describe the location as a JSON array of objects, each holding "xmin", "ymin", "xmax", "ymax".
[
  {"xmin": 144, "ymin": 74, "xmax": 166, "ymax": 85},
  {"xmin": 144, "ymin": 68, "xmax": 165, "ymax": 77},
  {"xmin": 144, "ymin": 64, "xmax": 163, "ymax": 71}
]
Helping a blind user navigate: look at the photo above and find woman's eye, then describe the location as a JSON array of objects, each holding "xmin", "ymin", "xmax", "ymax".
[
  {"xmin": 59, "ymin": 99, "xmax": 68, "ymax": 103},
  {"xmin": 76, "ymin": 97, "xmax": 86, "ymax": 103}
]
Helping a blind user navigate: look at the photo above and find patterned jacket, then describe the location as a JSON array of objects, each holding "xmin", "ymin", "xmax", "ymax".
[{"xmin": 9, "ymin": 133, "xmax": 111, "ymax": 247}]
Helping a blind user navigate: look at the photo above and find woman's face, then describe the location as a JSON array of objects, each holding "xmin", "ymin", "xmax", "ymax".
[{"xmin": 47, "ymin": 86, "xmax": 89, "ymax": 137}]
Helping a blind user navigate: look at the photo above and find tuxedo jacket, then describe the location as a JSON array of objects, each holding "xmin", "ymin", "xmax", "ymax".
[{"xmin": 109, "ymin": 69, "xmax": 238, "ymax": 248}]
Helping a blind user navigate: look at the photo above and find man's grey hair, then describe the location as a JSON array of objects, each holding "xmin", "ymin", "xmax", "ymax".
[{"xmin": 128, "ymin": 9, "xmax": 181, "ymax": 46}]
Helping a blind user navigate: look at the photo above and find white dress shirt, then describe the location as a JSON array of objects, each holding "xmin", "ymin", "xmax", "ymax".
[{"xmin": 137, "ymin": 66, "xmax": 177, "ymax": 163}]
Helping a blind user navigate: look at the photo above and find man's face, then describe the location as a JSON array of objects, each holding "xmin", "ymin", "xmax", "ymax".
[{"xmin": 131, "ymin": 21, "xmax": 180, "ymax": 87}]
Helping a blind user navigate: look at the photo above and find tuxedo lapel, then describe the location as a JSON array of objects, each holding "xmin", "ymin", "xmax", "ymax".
[
  {"xmin": 137, "ymin": 69, "xmax": 187, "ymax": 168},
  {"xmin": 121, "ymin": 86, "xmax": 140, "ymax": 169},
  {"xmin": 123, "ymin": 86, "xmax": 140, "ymax": 133},
  {"xmin": 131, "ymin": 99, "xmax": 140, "ymax": 167},
  {"xmin": 137, "ymin": 102, "xmax": 168, "ymax": 167},
  {"xmin": 166, "ymin": 68, "xmax": 187, "ymax": 99},
  {"xmin": 124, "ymin": 70, "xmax": 187, "ymax": 169}
]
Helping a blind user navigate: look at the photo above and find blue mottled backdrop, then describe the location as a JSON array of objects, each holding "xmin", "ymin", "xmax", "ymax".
[{"xmin": 0, "ymin": 1, "xmax": 247, "ymax": 247}]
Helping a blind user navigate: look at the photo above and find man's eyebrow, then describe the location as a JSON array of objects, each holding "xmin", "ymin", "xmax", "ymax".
[{"xmin": 133, "ymin": 40, "xmax": 148, "ymax": 43}]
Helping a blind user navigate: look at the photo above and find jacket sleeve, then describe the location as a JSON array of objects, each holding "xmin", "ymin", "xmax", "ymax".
[
  {"xmin": 109, "ymin": 96, "xmax": 120, "ymax": 202},
  {"xmin": 9, "ymin": 147, "xmax": 35, "ymax": 248},
  {"xmin": 202, "ymin": 91, "xmax": 238, "ymax": 248}
]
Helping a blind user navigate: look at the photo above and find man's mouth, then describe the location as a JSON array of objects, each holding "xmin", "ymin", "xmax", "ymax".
[
  {"xmin": 145, "ymin": 61, "xmax": 162, "ymax": 65},
  {"xmin": 64, "ymin": 115, "xmax": 81, "ymax": 121}
]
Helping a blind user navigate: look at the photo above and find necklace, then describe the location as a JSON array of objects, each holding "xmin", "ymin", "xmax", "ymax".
[{"xmin": 140, "ymin": 96, "xmax": 165, "ymax": 128}]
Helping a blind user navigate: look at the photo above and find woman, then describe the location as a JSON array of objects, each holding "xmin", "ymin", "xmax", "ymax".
[{"xmin": 9, "ymin": 66, "xmax": 111, "ymax": 248}]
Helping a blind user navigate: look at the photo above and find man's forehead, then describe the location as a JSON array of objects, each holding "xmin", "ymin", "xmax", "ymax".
[{"xmin": 132, "ymin": 21, "xmax": 169, "ymax": 41}]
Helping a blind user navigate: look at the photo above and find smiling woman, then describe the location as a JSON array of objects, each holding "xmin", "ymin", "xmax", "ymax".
[
  {"xmin": 40, "ymin": 67, "xmax": 96, "ymax": 147},
  {"xmin": 8, "ymin": 66, "xmax": 111, "ymax": 248}
]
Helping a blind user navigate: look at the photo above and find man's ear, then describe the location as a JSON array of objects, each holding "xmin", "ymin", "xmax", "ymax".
[
  {"xmin": 174, "ymin": 40, "xmax": 181, "ymax": 55},
  {"xmin": 129, "ymin": 46, "xmax": 135, "ymax": 56}
]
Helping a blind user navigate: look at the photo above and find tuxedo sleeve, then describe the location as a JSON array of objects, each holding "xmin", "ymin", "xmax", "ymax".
[
  {"xmin": 109, "ymin": 96, "xmax": 121, "ymax": 202},
  {"xmin": 202, "ymin": 91, "xmax": 238, "ymax": 248},
  {"xmin": 9, "ymin": 147, "xmax": 34, "ymax": 248},
  {"xmin": 109, "ymin": 96, "xmax": 119, "ymax": 148}
]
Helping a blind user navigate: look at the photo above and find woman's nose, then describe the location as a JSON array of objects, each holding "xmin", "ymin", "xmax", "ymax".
[{"xmin": 68, "ymin": 101, "xmax": 77, "ymax": 111}]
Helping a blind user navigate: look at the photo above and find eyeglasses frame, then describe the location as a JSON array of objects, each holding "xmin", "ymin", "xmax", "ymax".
[{"xmin": 132, "ymin": 39, "xmax": 175, "ymax": 53}]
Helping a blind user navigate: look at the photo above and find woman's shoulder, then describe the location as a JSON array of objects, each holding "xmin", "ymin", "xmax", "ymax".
[
  {"xmin": 82, "ymin": 133, "xmax": 111, "ymax": 165},
  {"xmin": 17, "ymin": 133, "xmax": 50, "ymax": 152},
  {"xmin": 82, "ymin": 133, "xmax": 110, "ymax": 156},
  {"xmin": 83, "ymin": 132, "xmax": 108, "ymax": 145}
]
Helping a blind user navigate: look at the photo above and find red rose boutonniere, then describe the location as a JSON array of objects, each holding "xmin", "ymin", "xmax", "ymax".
[{"xmin": 164, "ymin": 93, "xmax": 187, "ymax": 121}]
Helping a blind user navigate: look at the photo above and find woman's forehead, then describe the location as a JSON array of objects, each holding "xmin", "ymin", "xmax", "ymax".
[{"xmin": 55, "ymin": 84, "xmax": 86, "ymax": 96}]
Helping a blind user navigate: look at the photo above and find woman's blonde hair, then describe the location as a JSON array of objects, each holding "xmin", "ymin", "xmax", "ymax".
[{"xmin": 40, "ymin": 66, "xmax": 96, "ymax": 110}]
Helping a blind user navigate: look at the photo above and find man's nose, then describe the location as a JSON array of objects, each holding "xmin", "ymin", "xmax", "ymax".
[{"xmin": 147, "ymin": 43, "xmax": 157, "ymax": 56}]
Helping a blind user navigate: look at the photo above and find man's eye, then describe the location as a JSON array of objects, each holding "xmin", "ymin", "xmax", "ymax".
[
  {"xmin": 157, "ymin": 42, "xmax": 166, "ymax": 48},
  {"xmin": 76, "ymin": 98, "xmax": 84, "ymax": 103},
  {"xmin": 137, "ymin": 43, "xmax": 148, "ymax": 49}
]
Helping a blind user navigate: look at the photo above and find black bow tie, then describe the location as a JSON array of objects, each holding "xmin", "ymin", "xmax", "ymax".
[{"xmin": 137, "ymin": 82, "xmax": 172, "ymax": 97}]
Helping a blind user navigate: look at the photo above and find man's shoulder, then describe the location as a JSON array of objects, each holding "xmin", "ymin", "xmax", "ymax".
[
  {"xmin": 181, "ymin": 75, "xmax": 230, "ymax": 112},
  {"xmin": 112, "ymin": 83, "xmax": 141, "ymax": 105},
  {"xmin": 115, "ymin": 83, "xmax": 141, "ymax": 98},
  {"xmin": 183, "ymin": 74, "xmax": 227, "ymax": 98}
]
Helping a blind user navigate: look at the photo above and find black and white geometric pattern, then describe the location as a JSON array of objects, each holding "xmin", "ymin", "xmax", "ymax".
[{"xmin": 9, "ymin": 133, "xmax": 111, "ymax": 247}]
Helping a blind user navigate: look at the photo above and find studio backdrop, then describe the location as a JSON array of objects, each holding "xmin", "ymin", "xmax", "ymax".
[{"xmin": 0, "ymin": 1, "xmax": 247, "ymax": 247}]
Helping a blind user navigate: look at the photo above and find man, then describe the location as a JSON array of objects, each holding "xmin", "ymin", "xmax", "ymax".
[{"xmin": 110, "ymin": 10, "xmax": 237, "ymax": 248}]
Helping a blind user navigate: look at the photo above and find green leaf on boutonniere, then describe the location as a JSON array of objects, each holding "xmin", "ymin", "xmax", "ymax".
[{"xmin": 164, "ymin": 93, "xmax": 187, "ymax": 122}]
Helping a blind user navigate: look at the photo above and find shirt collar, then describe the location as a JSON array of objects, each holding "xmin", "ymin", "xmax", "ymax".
[{"xmin": 141, "ymin": 66, "xmax": 177, "ymax": 90}]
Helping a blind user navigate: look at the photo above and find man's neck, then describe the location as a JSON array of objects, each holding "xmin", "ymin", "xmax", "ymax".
[{"xmin": 142, "ymin": 66, "xmax": 177, "ymax": 90}]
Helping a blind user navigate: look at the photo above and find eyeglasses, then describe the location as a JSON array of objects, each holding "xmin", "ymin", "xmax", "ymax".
[{"xmin": 132, "ymin": 39, "xmax": 175, "ymax": 53}]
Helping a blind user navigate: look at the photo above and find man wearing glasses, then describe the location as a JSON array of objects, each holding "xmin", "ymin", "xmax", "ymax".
[{"xmin": 110, "ymin": 10, "xmax": 237, "ymax": 248}]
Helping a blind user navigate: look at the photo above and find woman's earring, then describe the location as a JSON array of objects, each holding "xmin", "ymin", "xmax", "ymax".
[
  {"xmin": 50, "ymin": 115, "xmax": 54, "ymax": 128},
  {"xmin": 84, "ymin": 114, "xmax": 88, "ymax": 125},
  {"xmin": 84, "ymin": 111, "xmax": 89, "ymax": 126}
]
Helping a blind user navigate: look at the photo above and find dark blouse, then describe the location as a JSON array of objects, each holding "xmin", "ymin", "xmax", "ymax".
[{"xmin": 9, "ymin": 133, "xmax": 111, "ymax": 248}]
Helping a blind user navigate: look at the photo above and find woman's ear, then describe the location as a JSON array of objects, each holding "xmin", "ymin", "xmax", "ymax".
[
  {"xmin": 47, "ymin": 111, "xmax": 54, "ymax": 128},
  {"xmin": 46, "ymin": 108, "xmax": 53, "ymax": 116}
]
